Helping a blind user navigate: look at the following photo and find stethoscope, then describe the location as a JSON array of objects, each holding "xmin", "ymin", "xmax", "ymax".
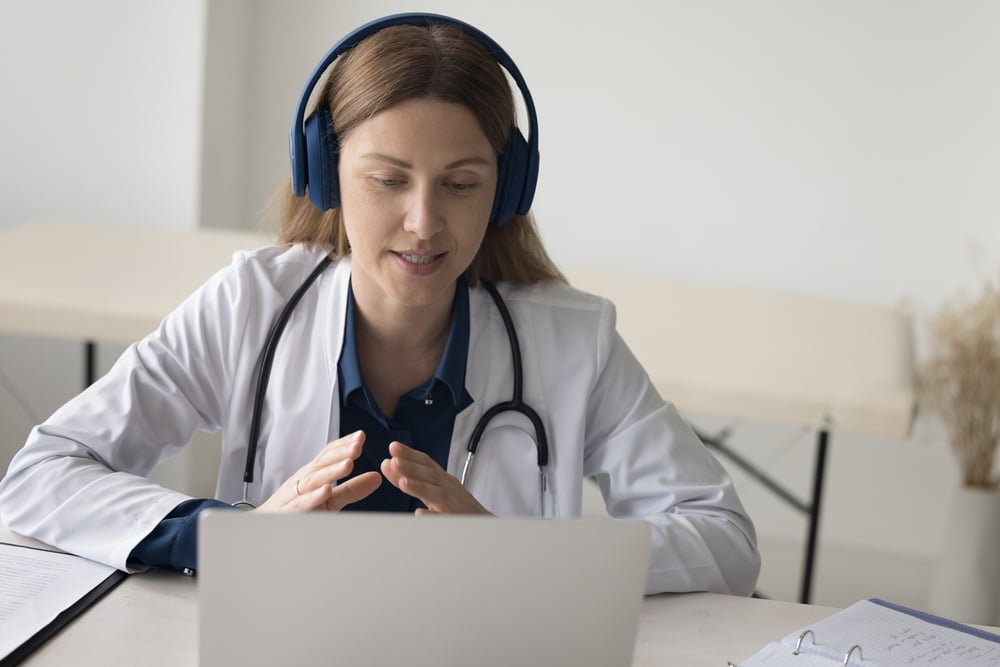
[{"xmin": 235, "ymin": 256, "xmax": 550, "ymax": 513}]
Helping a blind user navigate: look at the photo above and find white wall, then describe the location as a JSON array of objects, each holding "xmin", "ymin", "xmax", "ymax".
[
  {"xmin": 226, "ymin": 0, "xmax": 999, "ymax": 314},
  {"xmin": 0, "ymin": 0, "xmax": 207, "ymax": 231},
  {"xmin": 1, "ymin": 0, "xmax": 998, "ymax": 602},
  {"xmin": 199, "ymin": 0, "xmax": 252, "ymax": 231},
  {"xmin": 0, "ymin": 1, "xmax": 208, "ymax": 479}
]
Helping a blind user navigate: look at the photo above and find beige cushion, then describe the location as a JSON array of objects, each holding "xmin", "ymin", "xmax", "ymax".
[{"xmin": 564, "ymin": 266, "xmax": 916, "ymax": 439}]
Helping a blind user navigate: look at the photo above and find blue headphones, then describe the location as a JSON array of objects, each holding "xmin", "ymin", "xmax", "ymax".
[{"xmin": 288, "ymin": 12, "xmax": 540, "ymax": 227}]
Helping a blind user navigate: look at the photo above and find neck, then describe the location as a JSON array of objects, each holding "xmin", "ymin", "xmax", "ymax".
[
  {"xmin": 356, "ymin": 306, "xmax": 451, "ymax": 358},
  {"xmin": 350, "ymin": 284, "xmax": 455, "ymax": 418},
  {"xmin": 353, "ymin": 293, "xmax": 453, "ymax": 354}
]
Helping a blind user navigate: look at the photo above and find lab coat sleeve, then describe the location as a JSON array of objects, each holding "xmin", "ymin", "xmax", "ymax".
[
  {"xmin": 0, "ymin": 256, "xmax": 253, "ymax": 571},
  {"xmin": 582, "ymin": 303, "xmax": 761, "ymax": 596}
]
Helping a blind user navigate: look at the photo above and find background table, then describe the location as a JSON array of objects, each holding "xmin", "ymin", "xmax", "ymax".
[{"xmin": 0, "ymin": 221, "xmax": 270, "ymax": 384}]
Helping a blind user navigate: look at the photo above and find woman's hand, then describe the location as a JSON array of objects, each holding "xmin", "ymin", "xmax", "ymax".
[
  {"xmin": 255, "ymin": 430, "xmax": 381, "ymax": 513},
  {"xmin": 380, "ymin": 441, "xmax": 491, "ymax": 515}
]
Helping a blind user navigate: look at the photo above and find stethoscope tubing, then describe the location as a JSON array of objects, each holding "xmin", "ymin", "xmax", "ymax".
[{"xmin": 238, "ymin": 256, "xmax": 549, "ymax": 512}]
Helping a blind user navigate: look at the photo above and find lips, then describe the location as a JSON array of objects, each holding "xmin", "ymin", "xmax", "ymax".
[
  {"xmin": 392, "ymin": 251, "xmax": 447, "ymax": 275},
  {"xmin": 397, "ymin": 252, "xmax": 442, "ymax": 265}
]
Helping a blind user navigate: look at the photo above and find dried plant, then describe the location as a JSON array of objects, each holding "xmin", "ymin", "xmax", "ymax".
[{"xmin": 918, "ymin": 275, "xmax": 1000, "ymax": 489}]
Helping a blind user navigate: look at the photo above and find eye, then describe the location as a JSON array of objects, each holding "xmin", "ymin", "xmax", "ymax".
[
  {"xmin": 375, "ymin": 177, "xmax": 403, "ymax": 187},
  {"xmin": 446, "ymin": 181, "xmax": 478, "ymax": 193}
]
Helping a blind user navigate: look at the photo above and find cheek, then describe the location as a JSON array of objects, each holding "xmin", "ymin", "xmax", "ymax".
[
  {"xmin": 339, "ymin": 190, "xmax": 398, "ymax": 246},
  {"xmin": 464, "ymin": 220, "xmax": 490, "ymax": 253}
]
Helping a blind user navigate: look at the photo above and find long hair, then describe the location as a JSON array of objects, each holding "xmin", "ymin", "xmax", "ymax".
[{"xmin": 275, "ymin": 24, "xmax": 564, "ymax": 286}]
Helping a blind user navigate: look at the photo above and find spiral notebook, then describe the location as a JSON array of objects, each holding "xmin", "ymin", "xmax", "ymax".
[{"xmin": 730, "ymin": 598, "xmax": 1000, "ymax": 666}]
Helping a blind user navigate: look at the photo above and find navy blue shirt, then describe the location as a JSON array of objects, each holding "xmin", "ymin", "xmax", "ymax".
[
  {"xmin": 128, "ymin": 277, "xmax": 473, "ymax": 571},
  {"xmin": 337, "ymin": 277, "xmax": 473, "ymax": 512}
]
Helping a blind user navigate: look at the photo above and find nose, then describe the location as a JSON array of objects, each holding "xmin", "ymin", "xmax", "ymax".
[{"xmin": 402, "ymin": 183, "xmax": 444, "ymax": 240}]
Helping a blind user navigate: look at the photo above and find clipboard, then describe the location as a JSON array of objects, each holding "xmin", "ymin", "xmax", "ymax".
[{"xmin": 0, "ymin": 542, "xmax": 127, "ymax": 666}]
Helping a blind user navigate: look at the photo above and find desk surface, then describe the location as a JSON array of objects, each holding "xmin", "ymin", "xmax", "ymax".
[
  {"xmin": 0, "ymin": 221, "xmax": 270, "ymax": 344},
  {"xmin": 10, "ymin": 522, "xmax": 1000, "ymax": 665},
  {"xmin": 0, "ymin": 526, "xmax": 836, "ymax": 666}
]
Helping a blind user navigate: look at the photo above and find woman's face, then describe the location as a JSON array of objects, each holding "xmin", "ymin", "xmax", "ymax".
[{"xmin": 338, "ymin": 97, "xmax": 497, "ymax": 317}]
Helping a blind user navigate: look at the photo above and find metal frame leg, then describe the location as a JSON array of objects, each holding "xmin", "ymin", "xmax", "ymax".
[
  {"xmin": 799, "ymin": 426, "xmax": 829, "ymax": 604},
  {"xmin": 697, "ymin": 419, "xmax": 831, "ymax": 605},
  {"xmin": 85, "ymin": 341, "xmax": 97, "ymax": 387}
]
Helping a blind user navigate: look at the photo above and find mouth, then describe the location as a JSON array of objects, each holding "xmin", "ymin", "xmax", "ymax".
[
  {"xmin": 392, "ymin": 251, "xmax": 447, "ymax": 275},
  {"xmin": 395, "ymin": 252, "xmax": 445, "ymax": 265}
]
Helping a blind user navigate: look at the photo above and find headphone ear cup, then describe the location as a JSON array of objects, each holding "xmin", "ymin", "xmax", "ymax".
[
  {"xmin": 490, "ymin": 128, "xmax": 529, "ymax": 226},
  {"xmin": 303, "ymin": 109, "xmax": 341, "ymax": 210}
]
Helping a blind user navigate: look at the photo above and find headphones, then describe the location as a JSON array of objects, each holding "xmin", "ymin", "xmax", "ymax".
[{"xmin": 288, "ymin": 12, "xmax": 540, "ymax": 227}]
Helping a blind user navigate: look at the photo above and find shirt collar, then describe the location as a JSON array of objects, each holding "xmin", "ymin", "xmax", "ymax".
[{"xmin": 338, "ymin": 276, "xmax": 471, "ymax": 407}]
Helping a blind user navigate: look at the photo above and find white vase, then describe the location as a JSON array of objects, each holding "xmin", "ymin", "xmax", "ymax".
[{"xmin": 927, "ymin": 485, "xmax": 1000, "ymax": 625}]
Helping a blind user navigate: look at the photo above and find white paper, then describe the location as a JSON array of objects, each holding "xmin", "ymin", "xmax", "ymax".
[{"xmin": 0, "ymin": 542, "xmax": 118, "ymax": 658}]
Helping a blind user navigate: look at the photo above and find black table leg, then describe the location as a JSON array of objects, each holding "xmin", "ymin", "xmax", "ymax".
[
  {"xmin": 799, "ymin": 426, "xmax": 829, "ymax": 604},
  {"xmin": 85, "ymin": 341, "xmax": 97, "ymax": 387}
]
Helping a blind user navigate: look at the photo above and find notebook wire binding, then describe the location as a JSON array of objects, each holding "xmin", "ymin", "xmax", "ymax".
[{"xmin": 728, "ymin": 629, "xmax": 865, "ymax": 666}]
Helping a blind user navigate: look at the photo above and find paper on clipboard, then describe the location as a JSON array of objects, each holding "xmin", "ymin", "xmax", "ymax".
[{"xmin": 0, "ymin": 542, "xmax": 125, "ymax": 665}]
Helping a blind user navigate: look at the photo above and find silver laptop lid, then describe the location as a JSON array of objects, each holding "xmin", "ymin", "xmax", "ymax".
[{"xmin": 198, "ymin": 512, "xmax": 651, "ymax": 667}]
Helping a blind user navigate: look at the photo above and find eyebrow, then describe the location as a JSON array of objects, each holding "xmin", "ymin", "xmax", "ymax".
[{"xmin": 360, "ymin": 153, "xmax": 492, "ymax": 170}]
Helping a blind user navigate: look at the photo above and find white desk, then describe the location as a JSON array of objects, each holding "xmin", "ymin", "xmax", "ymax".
[
  {"xmin": 564, "ymin": 267, "xmax": 916, "ymax": 439},
  {"xmin": 1, "ymin": 528, "xmax": 840, "ymax": 666},
  {"xmin": 0, "ymin": 221, "xmax": 271, "ymax": 388},
  {"xmin": 0, "ymin": 221, "xmax": 270, "ymax": 345}
]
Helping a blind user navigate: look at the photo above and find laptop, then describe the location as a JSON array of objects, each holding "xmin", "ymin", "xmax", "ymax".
[{"xmin": 197, "ymin": 512, "xmax": 651, "ymax": 667}]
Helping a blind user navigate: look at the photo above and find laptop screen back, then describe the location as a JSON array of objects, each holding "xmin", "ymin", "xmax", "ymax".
[{"xmin": 198, "ymin": 512, "xmax": 651, "ymax": 667}]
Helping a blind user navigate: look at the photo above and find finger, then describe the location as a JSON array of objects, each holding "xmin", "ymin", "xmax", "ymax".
[
  {"xmin": 294, "ymin": 483, "xmax": 335, "ymax": 511},
  {"xmin": 311, "ymin": 430, "xmax": 366, "ymax": 468},
  {"xmin": 396, "ymin": 475, "xmax": 441, "ymax": 505},
  {"xmin": 325, "ymin": 471, "xmax": 382, "ymax": 511},
  {"xmin": 255, "ymin": 482, "xmax": 332, "ymax": 514},
  {"xmin": 380, "ymin": 457, "xmax": 449, "ymax": 510},
  {"xmin": 385, "ymin": 442, "xmax": 442, "ymax": 482},
  {"xmin": 381, "ymin": 458, "xmax": 432, "ymax": 496},
  {"xmin": 301, "ymin": 454, "xmax": 362, "ymax": 492},
  {"xmin": 387, "ymin": 456, "xmax": 489, "ymax": 515},
  {"xmin": 294, "ymin": 432, "xmax": 367, "ymax": 492},
  {"xmin": 386, "ymin": 440, "xmax": 433, "ymax": 464}
]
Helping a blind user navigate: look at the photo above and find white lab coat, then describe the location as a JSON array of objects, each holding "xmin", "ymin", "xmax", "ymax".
[{"xmin": 0, "ymin": 244, "xmax": 759, "ymax": 595}]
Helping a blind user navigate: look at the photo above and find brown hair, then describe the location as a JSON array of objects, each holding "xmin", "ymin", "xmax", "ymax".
[{"xmin": 275, "ymin": 24, "xmax": 564, "ymax": 286}]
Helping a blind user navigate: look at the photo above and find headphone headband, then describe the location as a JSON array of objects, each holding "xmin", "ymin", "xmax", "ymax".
[{"xmin": 288, "ymin": 12, "xmax": 540, "ymax": 225}]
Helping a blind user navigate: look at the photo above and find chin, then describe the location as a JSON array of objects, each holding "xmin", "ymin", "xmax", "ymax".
[{"xmin": 385, "ymin": 276, "xmax": 458, "ymax": 308}]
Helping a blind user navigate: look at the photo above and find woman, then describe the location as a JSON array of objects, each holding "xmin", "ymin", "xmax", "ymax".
[{"xmin": 0, "ymin": 14, "xmax": 759, "ymax": 596}]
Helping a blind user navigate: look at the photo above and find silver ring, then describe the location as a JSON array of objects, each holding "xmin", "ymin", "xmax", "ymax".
[{"xmin": 295, "ymin": 479, "xmax": 302, "ymax": 496}]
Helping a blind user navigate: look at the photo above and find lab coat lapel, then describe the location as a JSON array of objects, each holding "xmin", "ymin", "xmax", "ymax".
[
  {"xmin": 324, "ymin": 257, "xmax": 351, "ymax": 450},
  {"xmin": 449, "ymin": 283, "xmax": 506, "ymax": 477}
]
